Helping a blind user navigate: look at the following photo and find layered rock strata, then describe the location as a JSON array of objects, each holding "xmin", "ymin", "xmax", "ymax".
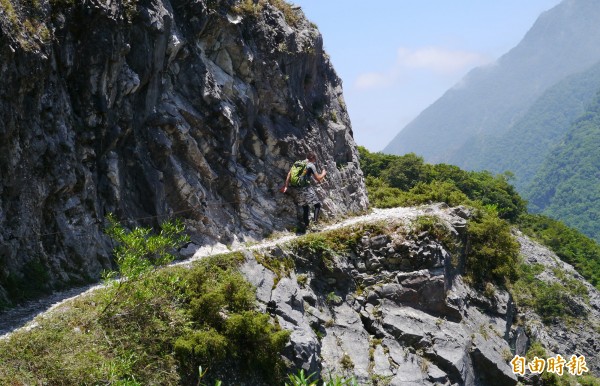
[
  {"xmin": 0, "ymin": 0, "xmax": 367, "ymax": 306},
  {"xmin": 242, "ymin": 205, "xmax": 520, "ymax": 386}
]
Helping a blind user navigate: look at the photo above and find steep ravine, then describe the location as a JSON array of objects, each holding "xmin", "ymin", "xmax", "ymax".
[{"xmin": 0, "ymin": 0, "xmax": 368, "ymax": 308}]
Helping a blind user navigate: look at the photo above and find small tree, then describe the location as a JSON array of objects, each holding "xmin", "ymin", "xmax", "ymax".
[{"xmin": 101, "ymin": 214, "xmax": 190, "ymax": 316}]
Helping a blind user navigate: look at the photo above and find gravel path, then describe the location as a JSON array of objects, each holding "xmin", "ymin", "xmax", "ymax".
[{"xmin": 0, "ymin": 206, "xmax": 440, "ymax": 340}]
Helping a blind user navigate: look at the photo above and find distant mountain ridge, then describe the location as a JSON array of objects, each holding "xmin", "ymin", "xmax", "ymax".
[
  {"xmin": 384, "ymin": 0, "xmax": 600, "ymax": 167},
  {"xmin": 458, "ymin": 61, "xmax": 600, "ymax": 191}
]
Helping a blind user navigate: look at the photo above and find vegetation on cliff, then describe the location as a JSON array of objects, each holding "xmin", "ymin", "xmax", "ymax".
[
  {"xmin": 0, "ymin": 155, "xmax": 599, "ymax": 383},
  {"xmin": 358, "ymin": 146, "xmax": 600, "ymax": 292},
  {"xmin": 0, "ymin": 220, "xmax": 289, "ymax": 385}
]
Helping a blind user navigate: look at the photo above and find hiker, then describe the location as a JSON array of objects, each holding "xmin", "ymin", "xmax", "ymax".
[{"xmin": 281, "ymin": 152, "xmax": 327, "ymax": 231}]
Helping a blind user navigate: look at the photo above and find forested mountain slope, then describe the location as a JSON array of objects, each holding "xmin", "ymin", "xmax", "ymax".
[
  {"xmin": 525, "ymin": 90, "xmax": 600, "ymax": 242},
  {"xmin": 455, "ymin": 61, "xmax": 600, "ymax": 191}
]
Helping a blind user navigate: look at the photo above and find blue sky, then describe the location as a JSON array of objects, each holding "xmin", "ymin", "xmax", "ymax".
[{"xmin": 292, "ymin": 0, "xmax": 563, "ymax": 151}]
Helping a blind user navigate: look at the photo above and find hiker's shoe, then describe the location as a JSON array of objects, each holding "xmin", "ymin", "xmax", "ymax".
[
  {"xmin": 308, "ymin": 224, "xmax": 322, "ymax": 232},
  {"xmin": 295, "ymin": 225, "xmax": 308, "ymax": 234}
]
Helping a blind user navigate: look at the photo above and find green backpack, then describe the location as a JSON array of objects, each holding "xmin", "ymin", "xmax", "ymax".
[{"xmin": 289, "ymin": 160, "xmax": 309, "ymax": 187}]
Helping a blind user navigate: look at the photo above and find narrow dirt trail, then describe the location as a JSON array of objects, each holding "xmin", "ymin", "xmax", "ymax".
[{"xmin": 0, "ymin": 206, "xmax": 433, "ymax": 339}]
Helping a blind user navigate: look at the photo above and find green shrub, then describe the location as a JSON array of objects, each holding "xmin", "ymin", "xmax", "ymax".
[
  {"xmin": 174, "ymin": 329, "xmax": 228, "ymax": 365},
  {"xmin": 176, "ymin": 252, "xmax": 290, "ymax": 383},
  {"xmin": 379, "ymin": 152, "xmax": 427, "ymax": 191},
  {"xmin": 534, "ymin": 283, "xmax": 573, "ymax": 322},
  {"xmin": 511, "ymin": 263, "xmax": 588, "ymax": 324},
  {"xmin": 464, "ymin": 209, "xmax": 519, "ymax": 287},
  {"xmin": 359, "ymin": 147, "xmax": 527, "ymax": 221},
  {"xmin": 101, "ymin": 215, "xmax": 189, "ymax": 316}
]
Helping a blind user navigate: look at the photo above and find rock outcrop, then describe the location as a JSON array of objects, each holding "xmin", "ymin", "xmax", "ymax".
[
  {"xmin": 239, "ymin": 204, "xmax": 600, "ymax": 384},
  {"xmin": 514, "ymin": 233, "xmax": 600, "ymax": 378},
  {"xmin": 241, "ymin": 205, "xmax": 521, "ymax": 386},
  {"xmin": 0, "ymin": 0, "xmax": 367, "ymax": 307}
]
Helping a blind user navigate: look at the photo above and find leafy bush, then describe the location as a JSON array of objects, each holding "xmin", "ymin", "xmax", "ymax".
[
  {"xmin": 175, "ymin": 252, "xmax": 290, "ymax": 384},
  {"xmin": 464, "ymin": 209, "xmax": 520, "ymax": 287},
  {"xmin": 379, "ymin": 152, "xmax": 427, "ymax": 190},
  {"xmin": 101, "ymin": 214, "xmax": 189, "ymax": 316},
  {"xmin": 358, "ymin": 147, "xmax": 527, "ymax": 221},
  {"xmin": 511, "ymin": 263, "xmax": 588, "ymax": 324}
]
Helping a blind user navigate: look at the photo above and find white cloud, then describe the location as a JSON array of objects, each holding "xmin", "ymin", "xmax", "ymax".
[
  {"xmin": 353, "ymin": 46, "xmax": 491, "ymax": 90},
  {"xmin": 354, "ymin": 72, "xmax": 389, "ymax": 89},
  {"xmin": 397, "ymin": 46, "xmax": 489, "ymax": 74}
]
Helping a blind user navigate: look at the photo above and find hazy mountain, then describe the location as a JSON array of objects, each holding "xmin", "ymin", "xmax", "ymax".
[
  {"xmin": 384, "ymin": 0, "xmax": 600, "ymax": 167},
  {"xmin": 457, "ymin": 61, "xmax": 600, "ymax": 191}
]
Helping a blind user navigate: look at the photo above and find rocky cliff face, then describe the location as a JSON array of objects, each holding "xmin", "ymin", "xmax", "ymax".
[
  {"xmin": 242, "ymin": 205, "xmax": 515, "ymax": 386},
  {"xmin": 241, "ymin": 204, "xmax": 600, "ymax": 385},
  {"xmin": 0, "ymin": 0, "xmax": 368, "ymax": 307}
]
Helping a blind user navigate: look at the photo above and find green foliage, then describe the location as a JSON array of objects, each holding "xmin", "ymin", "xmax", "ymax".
[
  {"xmin": 357, "ymin": 147, "xmax": 398, "ymax": 179},
  {"xmin": 284, "ymin": 369, "xmax": 358, "ymax": 386},
  {"xmin": 175, "ymin": 252, "xmax": 290, "ymax": 384},
  {"xmin": 379, "ymin": 152, "xmax": 427, "ymax": 190},
  {"xmin": 106, "ymin": 214, "xmax": 189, "ymax": 275},
  {"xmin": 101, "ymin": 215, "xmax": 190, "ymax": 316},
  {"xmin": 291, "ymin": 233, "xmax": 336, "ymax": 270},
  {"xmin": 464, "ymin": 209, "xmax": 520, "ymax": 287},
  {"xmin": 358, "ymin": 147, "xmax": 526, "ymax": 221},
  {"xmin": 323, "ymin": 372, "xmax": 359, "ymax": 386},
  {"xmin": 286, "ymin": 369, "xmax": 318, "ymax": 386},
  {"xmin": 519, "ymin": 213, "xmax": 600, "ymax": 290},
  {"xmin": 410, "ymin": 215, "xmax": 457, "ymax": 251},
  {"xmin": 511, "ymin": 263, "xmax": 588, "ymax": 324}
]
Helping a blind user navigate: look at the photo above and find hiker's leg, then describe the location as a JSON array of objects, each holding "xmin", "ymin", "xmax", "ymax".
[
  {"xmin": 313, "ymin": 203, "xmax": 321, "ymax": 223},
  {"xmin": 302, "ymin": 205, "xmax": 310, "ymax": 227}
]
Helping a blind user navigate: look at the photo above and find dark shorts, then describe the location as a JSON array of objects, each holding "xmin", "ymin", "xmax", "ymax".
[{"xmin": 292, "ymin": 186, "xmax": 320, "ymax": 206}]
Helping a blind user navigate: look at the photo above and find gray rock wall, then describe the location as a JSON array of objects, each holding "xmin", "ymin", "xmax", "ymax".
[
  {"xmin": 241, "ymin": 205, "xmax": 519, "ymax": 386},
  {"xmin": 515, "ymin": 233, "xmax": 600, "ymax": 377},
  {"xmin": 0, "ymin": 0, "xmax": 367, "ymax": 307}
]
